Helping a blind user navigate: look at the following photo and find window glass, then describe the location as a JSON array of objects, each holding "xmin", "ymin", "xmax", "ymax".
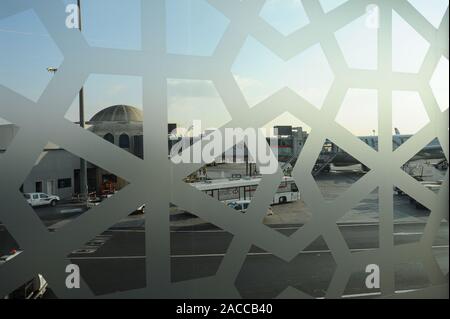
[
  {"xmin": 119, "ymin": 134, "xmax": 130, "ymax": 148},
  {"xmin": 277, "ymin": 181, "xmax": 288, "ymax": 193},
  {"xmin": 244, "ymin": 185, "xmax": 258, "ymax": 198},
  {"xmin": 58, "ymin": 178, "xmax": 72, "ymax": 189},
  {"xmin": 219, "ymin": 187, "xmax": 239, "ymax": 201},
  {"xmin": 104, "ymin": 133, "xmax": 115, "ymax": 144}
]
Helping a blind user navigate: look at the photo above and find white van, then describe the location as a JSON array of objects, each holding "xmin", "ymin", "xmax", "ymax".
[{"xmin": 24, "ymin": 193, "xmax": 60, "ymax": 207}]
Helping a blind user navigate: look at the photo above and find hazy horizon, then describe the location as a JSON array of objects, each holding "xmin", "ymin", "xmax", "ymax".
[{"xmin": 0, "ymin": 0, "xmax": 448, "ymax": 136}]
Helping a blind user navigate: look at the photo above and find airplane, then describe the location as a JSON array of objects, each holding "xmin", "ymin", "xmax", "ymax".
[{"xmin": 330, "ymin": 129, "xmax": 445, "ymax": 167}]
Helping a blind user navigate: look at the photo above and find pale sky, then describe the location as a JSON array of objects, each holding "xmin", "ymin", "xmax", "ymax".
[{"xmin": 0, "ymin": 0, "xmax": 448, "ymax": 137}]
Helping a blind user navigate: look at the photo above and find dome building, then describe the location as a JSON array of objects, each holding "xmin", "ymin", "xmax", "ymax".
[
  {"xmin": 90, "ymin": 104, "xmax": 143, "ymax": 122},
  {"xmin": 17, "ymin": 105, "xmax": 180, "ymax": 199},
  {"xmin": 15, "ymin": 105, "xmax": 146, "ymax": 199},
  {"xmin": 88, "ymin": 105, "xmax": 143, "ymax": 154},
  {"xmin": 86, "ymin": 105, "xmax": 144, "ymax": 194}
]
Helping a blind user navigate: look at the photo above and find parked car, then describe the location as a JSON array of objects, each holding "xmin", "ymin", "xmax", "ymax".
[
  {"xmin": 24, "ymin": 193, "xmax": 60, "ymax": 207},
  {"xmin": 227, "ymin": 200, "xmax": 251, "ymax": 213},
  {"xmin": 227, "ymin": 200, "xmax": 274, "ymax": 216},
  {"xmin": 87, "ymin": 197, "xmax": 102, "ymax": 208},
  {"xmin": 87, "ymin": 195, "xmax": 145, "ymax": 216},
  {"xmin": 130, "ymin": 204, "xmax": 145, "ymax": 215},
  {"xmin": 1, "ymin": 250, "xmax": 48, "ymax": 299},
  {"xmin": 409, "ymin": 183, "xmax": 441, "ymax": 210}
]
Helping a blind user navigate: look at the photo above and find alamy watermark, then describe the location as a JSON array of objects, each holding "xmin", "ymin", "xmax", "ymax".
[
  {"xmin": 65, "ymin": 264, "xmax": 80, "ymax": 289},
  {"xmin": 65, "ymin": 4, "xmax": 80, "ymax": 29},
  {"xmin": 169, "ymin": 121, "xmax": 280, "ymax": 174},
  {"xmin": 365, "ymin": 264, "xmax": 380, "ymax": 289},
  {"xmin": 366, "ymin": 4, "xmax": 380, "ymax": 29}
]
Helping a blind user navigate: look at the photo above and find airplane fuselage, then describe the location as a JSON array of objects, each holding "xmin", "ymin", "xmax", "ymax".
[{"xmin": 331, "ymin": 135, "xmax": 444, "ymax": 166}]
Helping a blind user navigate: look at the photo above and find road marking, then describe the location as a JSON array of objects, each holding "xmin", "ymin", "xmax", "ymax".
[
  {"xmin": 342, "ymin": 289, "xmax": 418, "ymax": 298},
  {"xmin": 68, "ymin": 245, "xmax": 449, "ymax": 260},
  {"xmin": 60, "ymin": 208, "xmax": 83, "ymax": 214},
  {"xmin": 336, "ymin": 221, "xmax": 433, "ymax": 228},
  {"xmin": 316, "ymin": 289, "xmax": 418, "ymax": 299},
  {"xmin": 70, "ymin": 235, "xmax": 113, "ymax": 255},
  {"xmin": 107, "ymin": 229, "xmax": 145, "ymax": 233},
  {"xmin": 70, "ymin": 255, "xmax": 143, "ymax": 260},
  {"xmin": 393, "ymin": 232, "xmax": 423, "ymax": 236},
  {"xmin": 71, "ymin": 248, "xmax": 97, "ymax": 254},
  {"xmin": 104, "ymin": 221, "xmax": 441, "ymax": 234},
  {"xmin": 107, "ymin": 228, "xmax": 298, "ymax": 234}
]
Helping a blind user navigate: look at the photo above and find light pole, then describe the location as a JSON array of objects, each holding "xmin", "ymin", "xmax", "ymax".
[
  {"xmin": 77, "ymin": 0, "xmax": 88, "ymax": 204},
  {"xmin": 46, "ymin": 0, "xmax": 87, "ymax": 204},
  {"xmin": 46, "ymin": 67, "xmax": 58, "ymax": 74}
]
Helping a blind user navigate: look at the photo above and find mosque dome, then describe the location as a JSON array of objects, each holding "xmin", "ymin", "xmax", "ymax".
[{"xmin": 90, "ymin": 105, "xmax": 143, "ymax": 122}]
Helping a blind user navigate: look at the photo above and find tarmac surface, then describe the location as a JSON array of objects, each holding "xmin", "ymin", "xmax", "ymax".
[
  {"xmin": 60, "ymin": 222, "xmax": 447, "ymax": 297},
  {"xmin": 0, "ymin": 169, "xmax": 447, "ymax": 298}
]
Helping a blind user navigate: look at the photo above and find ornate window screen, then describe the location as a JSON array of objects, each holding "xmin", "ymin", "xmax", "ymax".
[{"xmin": 0, "ymin": 0, "xmax": 448, "ymax": 299}]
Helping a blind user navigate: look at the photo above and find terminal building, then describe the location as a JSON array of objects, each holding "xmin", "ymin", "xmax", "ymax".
[
  {"xmin": 0, "ymin": 105, "xmax": 311, "ymax": 199},
  {"xmin": 271, "ymin": 126, "xmax": 309, "ymax": 163},
  {"xmin": 0, "ymin": 105, "xmax": 146, "ymax": 199}
]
